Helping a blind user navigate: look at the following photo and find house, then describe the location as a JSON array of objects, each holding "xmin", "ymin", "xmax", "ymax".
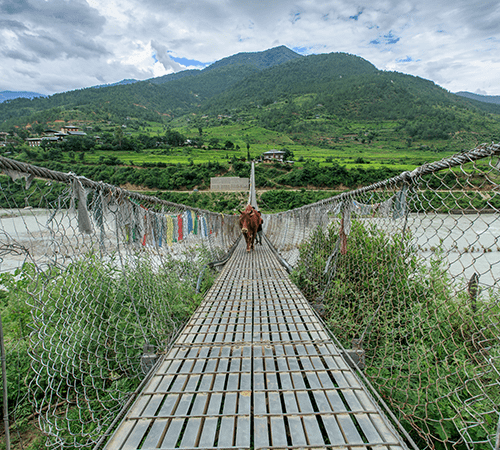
[
  {"xmin": 58, "ymin": 125, "xmax": 86, "ymax": 136},
  {"xmin": 26, "ymin": 137, "xmax": 42, "ymax": 147},
  {"xmin": 42, "ymin": 136, "xmax": 63, "ymax": 144},
  {"xmin": 42, "ymin": 129, "xmax": 67, "ymax": 141},
  {"xmin": 0, "ymin": 132, "xmax": 9, "ymax": 147},
  {"xmin": 61, "ymin": 124, "xmax": 80, "ymax": 133},
  {"xmin": 262, "ymin": 149, "xmax": 286, "ymax": 163},
  {"xmin": 43, "ymin": 129, "xmax": 59, "ymax": 136},
  {"xmin": 26, "ymin": 136, "xmax": 64, "ymax": 146}
]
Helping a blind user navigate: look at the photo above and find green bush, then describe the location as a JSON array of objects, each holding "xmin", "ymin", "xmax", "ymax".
[
  {"xmin": 292, "ymin": 220, "xmax": 500, "ymax": 448},
  {"xmin": 0, "ymin": 250, "xmax": 215, "ymax": 447}
]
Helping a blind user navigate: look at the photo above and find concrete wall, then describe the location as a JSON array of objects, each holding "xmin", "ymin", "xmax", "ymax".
[{"xmin": 210, "ymin": 177, "xmax": 249, "ymax": 191}]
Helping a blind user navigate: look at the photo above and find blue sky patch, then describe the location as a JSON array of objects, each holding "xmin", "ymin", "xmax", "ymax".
[
  {"xmin": 293, "ymin": 46, "xmax": 309, "ymax": 55},
  {"xmin": 397, "ymin": 56, "xmax": 413, "ymax": 63},
  {"xmin": 370, "ymin": 31, "xmax": 400, "ymax": 46},
  {"xmin": 384, "ymin": 31, "xmax": 400, "ymax": 44},
  {"xmin": 169, "ymin": 55, "xmax": 205, "ymax": 67},
  {"xmin": 350, "ymin": 11, "xmax": 362, "ymax": 21},
  {"xmin": 291, "ymin": 12, "xmax": 301, "ymax": 23}
]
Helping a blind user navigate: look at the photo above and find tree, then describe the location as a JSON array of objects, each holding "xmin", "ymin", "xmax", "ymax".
[
  {"xmin": 282, "ymin": 147, "xmax": 294, "ymax": 161},
  {"xmin": 32, "ymin": 123, "xmax": 45, "ymax": 135},
  {"xmin": 115, "ymin": 126, "xmax": 124, "ymax": 149},
  {"xmin": 165, "ymin": 129, "xmax": 185, "ymax": 147},
  {"xmin": 209, "ymin": 138, "xmax": 220, "ymax": 149}
]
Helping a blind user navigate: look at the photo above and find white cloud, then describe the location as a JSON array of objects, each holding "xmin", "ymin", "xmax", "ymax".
[
  {"xmin": 0, "ymin": 0, "xmax": 499, "ymax": 95},
  {"xmin": 150, "ymin": 40, "xmax": 186, "ymax": 73}
]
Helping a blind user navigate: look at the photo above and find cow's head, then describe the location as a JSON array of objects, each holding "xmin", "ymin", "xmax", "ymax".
[{"xmin": 239, "ymin": 205, "xmax": 254, "ymax": 232}]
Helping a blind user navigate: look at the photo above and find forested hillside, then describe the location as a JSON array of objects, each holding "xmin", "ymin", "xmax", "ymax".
[
  {"xmin": 1, "ymin": 46, "xmax": 500, "ymax": 130},
  {"xmin": 0, "ymin": 46, "xmax": 301, "ymax": 127}
]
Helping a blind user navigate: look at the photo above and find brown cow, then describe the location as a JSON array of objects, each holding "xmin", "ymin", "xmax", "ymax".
[{"xmin": 239, "ymin": 204, "xmax": 262, "ymax": 252}]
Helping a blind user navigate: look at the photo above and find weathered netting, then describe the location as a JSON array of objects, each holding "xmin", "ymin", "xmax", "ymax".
[
  {"xmin": 0, "ymin": 156, "xmax": 240, "ymax": 448},
  {"xmin": 264, "ymin": 143, "xmax": 500, "ymax": 449},
  {"xmin": 0, "ymin": 142, "xmax": 499, "ymax": 449}
]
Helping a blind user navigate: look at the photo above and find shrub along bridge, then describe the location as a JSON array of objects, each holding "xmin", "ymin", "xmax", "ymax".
[{"xmin": 0, "ymin": 144, "xmax": 499, "ymax": 450}]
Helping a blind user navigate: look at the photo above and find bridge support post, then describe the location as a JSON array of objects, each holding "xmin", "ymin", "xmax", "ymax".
[
  {"xmin": 341, "ymin": 338, "xmax": 365, "ymax": 370},
  {"xmin": 140, "ymin": 344, "xmax": 157, "ymax": 374}
]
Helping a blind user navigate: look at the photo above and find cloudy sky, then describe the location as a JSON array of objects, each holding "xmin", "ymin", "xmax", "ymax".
[{"xmin": 1, "ymin": 0, "xmax": 499, "ymax": 96}]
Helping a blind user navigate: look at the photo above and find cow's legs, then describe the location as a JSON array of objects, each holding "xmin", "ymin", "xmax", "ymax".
[{"xmin": 244, "ymin": 232, "xmax": 251, "ymax": 252}]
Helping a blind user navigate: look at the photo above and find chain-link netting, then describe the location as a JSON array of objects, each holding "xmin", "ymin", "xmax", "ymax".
[
  {"xmin": 1, "ymin": 143, "xmax": 500, "ymax": 449},
  {"xmin": 0, "ymin": 156, "xmax": 240, "ymax": 448},
  {"xmin": 264, "ymin": 143, "xmax": 500, "ymax": 449}
]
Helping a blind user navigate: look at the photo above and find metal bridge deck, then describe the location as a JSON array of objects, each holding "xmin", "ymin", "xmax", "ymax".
[{"xmin": 105, "ymin": 240, "xmax": 407, "ymax": 450}]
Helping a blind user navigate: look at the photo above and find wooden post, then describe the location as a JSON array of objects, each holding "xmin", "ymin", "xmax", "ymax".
[{"xmin": 0, "ymin": 314, "xmax": 10, "ymax": 450}]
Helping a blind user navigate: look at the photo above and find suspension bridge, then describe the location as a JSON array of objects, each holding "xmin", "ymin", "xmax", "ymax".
[
  {"xmin": 103, "ymin": 234, "xmax": 408, "ymax": 449},
  {"xmin": 0, "ymin": 144, "xmax": 499, "ymax": 450},
  {"xmin": 99, "ymin": 162, "xmax": 410, "ymax": 449}
]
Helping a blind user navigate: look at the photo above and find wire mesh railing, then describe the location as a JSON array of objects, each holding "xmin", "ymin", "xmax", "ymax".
[
  {"xmin": 0, "ymin": 156, "xmax": 240, "ymax": 448},
  {"xmin": 0, "ymin": 142, "xmax": 499, "ymax": 449},
  {"xmin": 264, "ymin": 142, "xmax": 500, "ymax": 449}
]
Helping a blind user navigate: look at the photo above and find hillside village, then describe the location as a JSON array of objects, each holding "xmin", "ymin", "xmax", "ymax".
[
  {"xmin": 0, "ymin": 119, "xmax": 294, "ymax": 164},
  {"xmin": 24, "ymin": 125, "xmax": 88, "ymax": 147}
]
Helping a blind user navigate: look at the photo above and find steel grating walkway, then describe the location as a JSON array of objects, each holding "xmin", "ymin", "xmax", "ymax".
[{"xmin": 105, "ymin": 240, "xmax": 408, "ymax": 450}]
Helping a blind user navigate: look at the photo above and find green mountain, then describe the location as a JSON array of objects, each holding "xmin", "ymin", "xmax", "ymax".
[
  {"xmin": 149, "ymin": 45, "xmax": 301, "ymax": 85},
  {"xmin": 455, "ymin": 91, "xmax": 500, "ymax": 105},
  {"xmin": 202, "ymin": 45, "xmax": 302, "ymax": 72},
  {"xmin": 0, "ymin": 46, "xmax": 301, "ymax": 126},
  {"xmin": 1, "ymin": 45, "xmax": 500, "ymax": 141},
  {"xmin": 0, "ymin": 90, "xmax": 46, "ymax": 103}
]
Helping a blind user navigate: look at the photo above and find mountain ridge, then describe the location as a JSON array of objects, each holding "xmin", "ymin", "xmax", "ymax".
[
  {"xmin": 1, "ymin": 46, "xmax": 500, "ymax": 132},
  {"xmin": 0, "ymin": 46, "xmax": 308, "ymax": 124},
  {"xmin": 0, "ymin": 90, "xmax": 46, "ymax": 103},
  {"xmin": 148, "ymin": 46, "xmax": 301, "ymax": 86},
  {"xmin": 455, "ymin": 91, "xmax": 500, "ymax": 105}
]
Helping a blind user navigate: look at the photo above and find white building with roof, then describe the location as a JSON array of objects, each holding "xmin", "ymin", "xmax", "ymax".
[{"xmin": 262, "ymin": 149, "xmax": 286, "ymax": 162}]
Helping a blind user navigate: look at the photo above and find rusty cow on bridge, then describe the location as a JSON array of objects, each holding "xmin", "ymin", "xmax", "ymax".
[{"xmin": 239, "ymin": 205, "xmax": 263, "ymax": 252}]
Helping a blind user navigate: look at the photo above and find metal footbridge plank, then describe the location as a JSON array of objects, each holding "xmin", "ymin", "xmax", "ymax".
[{"xmin": 105, "ymin": 240, "xmax": 407, "ymax": 449}]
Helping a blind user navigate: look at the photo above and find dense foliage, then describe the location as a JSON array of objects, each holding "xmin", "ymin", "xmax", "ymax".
[
  {"xmin": 0, "ymin": 252, "xmax": 215, "ymax": 448},
  {"xmin": 292, "ymin": 221, "xmax": 499, "ymax": 448}
]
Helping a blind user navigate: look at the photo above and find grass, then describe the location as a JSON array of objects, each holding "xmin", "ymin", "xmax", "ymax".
[{"xmin": 80, "ymin": 117, "xmax": 468, "ymax": 173}]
